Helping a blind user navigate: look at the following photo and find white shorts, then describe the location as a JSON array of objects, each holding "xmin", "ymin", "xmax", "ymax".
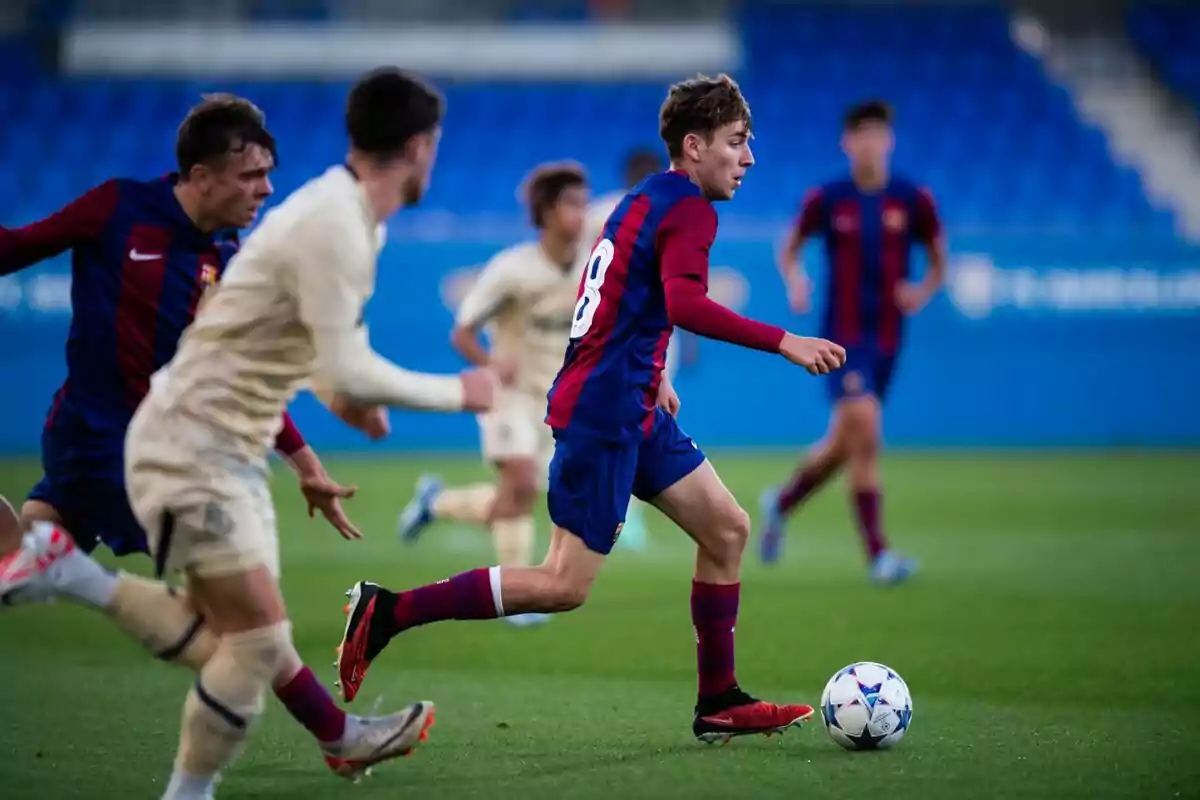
[
  {"xmin": 477, "ymin": 389, "xmax": 554, "ymax": 483},
  {"xmin": 125, "ymin": 401, "xmax": 280, "ymax": 580}
]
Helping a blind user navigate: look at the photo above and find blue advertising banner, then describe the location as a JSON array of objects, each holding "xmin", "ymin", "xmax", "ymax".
[{"xmin": 1, "ymin": 223, "xmax": 1197, "ymax": 453}]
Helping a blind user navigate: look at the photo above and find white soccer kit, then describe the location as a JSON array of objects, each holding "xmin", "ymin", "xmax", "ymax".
[
  {"xmin": 126, "ymin": 165, "xmax": 463, "ymax": 578},
  {"xmin": 456, "ymin": 241, "xmax": 579, "ymax": 477}
]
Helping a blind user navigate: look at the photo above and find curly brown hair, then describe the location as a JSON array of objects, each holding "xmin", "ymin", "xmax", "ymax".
[
  {"xmin": 522, "ymin": 161, "xmax": 587, "ymax": 228},
  {"xmin": 658, "ymin": 73, "xmax": 752, "ymax": 159}
]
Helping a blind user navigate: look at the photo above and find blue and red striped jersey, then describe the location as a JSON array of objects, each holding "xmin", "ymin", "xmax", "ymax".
[
  {"xmin": 0, "ymin": 176, "xmax": 237, "ymax": 464},
  {"xmin": 547, "ymin": 170, "xmax": 784, "ymax": 442},
  {"xmin": 796, "ymin": 177, "xmax": 941, "ymax": 354}
]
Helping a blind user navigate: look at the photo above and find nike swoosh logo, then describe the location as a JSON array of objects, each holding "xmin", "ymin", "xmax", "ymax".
[
  {"xmin": 706, "ymin": 716, "xmax": 736, "ymax": 726},
  {"xmin": 129, "ymin": 249, "xmax": 162, "ymax": 261}
]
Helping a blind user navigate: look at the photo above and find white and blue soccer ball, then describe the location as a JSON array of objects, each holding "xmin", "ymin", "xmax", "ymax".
[{"xmin": 820, "ymin": 661, "xmax": 913, "ymax": 751}]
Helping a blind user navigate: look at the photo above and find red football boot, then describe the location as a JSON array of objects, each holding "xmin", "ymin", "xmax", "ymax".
[{"xmin": 693, "ymin": 685, "xmax": 814, "ymax": 744}]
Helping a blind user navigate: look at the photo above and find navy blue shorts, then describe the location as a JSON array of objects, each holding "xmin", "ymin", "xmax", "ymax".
[
  {"xmin": 28, "ymin": 425, "xmax": 147, "ymax": 557},
  {"xmin": 547, "ymin": 408, "xmax": 706, "ymax": 555},
  {"xmin": 827, "ymin": 346, "xmax": 897, "ymax": 404}
]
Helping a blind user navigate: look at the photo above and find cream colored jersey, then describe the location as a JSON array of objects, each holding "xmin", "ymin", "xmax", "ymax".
[
  {"xmin": 455, "ymin": 241, "xmax": 580, "ymax": 398},
  {"xmin": 143, "ymin": 165, "xmax": 462, "ymax": 465},
  {"xmin": 142, "ymin": 166, "xmax": 382, "ymax": 463}
]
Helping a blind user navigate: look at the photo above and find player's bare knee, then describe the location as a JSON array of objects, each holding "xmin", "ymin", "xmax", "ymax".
[
  {"xmin": 701, "ymin": 504, "xmax": 751, "ymax": 567},
  {"xmin": 496, "ymin": 460, "xmax": 539, "ymax": 517},
  {"xmin": 186, "ymin": 567, "xmax": 289, "ymax": 636},
  {"xmin": 532, "ymin": 562, "xmax": 593, "ymax": 611}
]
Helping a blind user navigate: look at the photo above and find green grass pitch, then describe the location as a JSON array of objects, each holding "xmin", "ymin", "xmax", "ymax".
[{"xmin": 0, "ymin": 452, "xmax": 1198, "ymax": 799}]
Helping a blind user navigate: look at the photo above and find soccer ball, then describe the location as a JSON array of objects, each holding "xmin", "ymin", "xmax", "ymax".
[{"xmin": 820, "ymin": 661, "xmax": 912, "ymax": 751}]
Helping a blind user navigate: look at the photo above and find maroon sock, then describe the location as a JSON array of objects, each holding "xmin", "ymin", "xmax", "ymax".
[
  {"xmin": 691, "ymin": 580, "xmax": 739, "ymax": 698},
  {"xmin": 274, "ymin": 666, "xmax": 346, "ymax": 746},
  {"xmin": 853, "ymin": 489, "xmax": 887, "ymax": 560},
  {"xmin": 778, "ymin": 462, "xmax": 836, "ymax": 515},
  {"xmin": 391, "ymin": 567, "xmax": 500, "ymax": 634}
]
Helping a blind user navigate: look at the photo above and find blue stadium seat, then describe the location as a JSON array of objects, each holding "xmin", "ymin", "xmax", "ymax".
[{"xmin": 0, "ymin": 9, "xmax": 1180, "ymax": 235}]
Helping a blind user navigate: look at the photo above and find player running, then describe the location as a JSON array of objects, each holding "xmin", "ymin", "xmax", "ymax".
[
  {"xmin": 396, "ymin": 162, "xmax": 589, "ymax": 629},
  {"xmin": 0, "ymin": 94, "xmax": 358, "ymax": 564},
  {"xmin": 0, "ymin": 97, "xmax": 381, "ymax": 786},
  {"xmin": 4, "ymin": 69, "xmax": 495, "ymax": 797},
  {"xmin": 584, "ymin": 147, "xmax": 685, "ymax": 552},
  {"xmin": 336, "ymin": 74, "xmax": 846, "ymax": 744},
  {"xmin": 757, "ymin": 100, "xmax": 946, "ymax": 584}
]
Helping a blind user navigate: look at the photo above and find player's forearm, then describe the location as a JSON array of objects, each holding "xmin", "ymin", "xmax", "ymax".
[
  {"xmin": 450, "ymin": 326, "xmax": 491, "ymax": 368},
  {"xmin": 282, "ymin": 444, "xmax": 325, "ymax": 478},
  {"xmin": 776, "ymin": 236, "xmax": 805, "ymax": 282},
  {"xmin": 312, "ymin": 328, "xmax": 463, "ymax": 411},
  {"xmin": 665, "ymin": 283, "xmax": 785, "ymax": 353}
]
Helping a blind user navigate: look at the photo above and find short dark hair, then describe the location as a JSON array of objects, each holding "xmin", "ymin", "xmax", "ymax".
[
  {"xmin": 844, "ymin": 100, "xmax": 893, "ymax": 131},
  {"xmin": 346, "ymin": 67, "xmax": 444, "ymax": 160},
  {"xmin": 175, "ymin": 94, "xmax": 277, "ymax": 177},
  {"xmin": 659, "ymin": 73, "xmax": 752, "ymax": 160},
  {"xmin": 623, "ymin": 148, "xmax": 663, "ymax": 188},
  {"xmin": 524, "ymin": 161, "xmax": 587, "ymax": 228}
]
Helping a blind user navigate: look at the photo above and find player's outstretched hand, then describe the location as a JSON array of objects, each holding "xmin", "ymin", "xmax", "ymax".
[
  {"xmin": 329, "ymin": 394, "xmax": 392, "ymax": 440},
  {"xmin": 786, "ymin": 274, "xmax": 813, "ymax": 314},
  {"xmin": 461, "ymin": 367, "xmax": 498, "ymax": 413},
  {"xmin": 894, "ymin": 281, "xmax": 932, "ymax": 316},
  {"xmin": 779, "ymin": 332, "xmax": 847, "ymax": 375},
  {"xmin": 300, "ymin": 474, "xmax": 362, "ymax": 540}
]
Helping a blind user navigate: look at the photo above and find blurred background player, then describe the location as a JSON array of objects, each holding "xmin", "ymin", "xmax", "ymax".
[
  {"xmin": 4, "ymin": 69, "xmax": 494, "ymax": 796},
  {"xmin": 757, "ymin": 100, "xmax": 946, "ymax": 585},
  {"xmin": 0, "ymin": 94, "xmax": 358, "ymax": 569},
  {"xmin": 396, "ymin": 162, "xmax": 589, "ymax": 628},
  {"xmin": 334, "ymin": 74, "xmax": 846, "ymax": 744}
]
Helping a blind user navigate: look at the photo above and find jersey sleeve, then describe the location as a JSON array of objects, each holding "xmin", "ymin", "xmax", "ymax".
[
  {"xmin": 794, "ymin": 188, "xmax": 825, "ymax": 239},
  {"xmin": 455, "ymin": 251, "xmax": 520, "ymax": 329},
  {"xmin": 0, "ymin": 180, "xmax": 119, "ymax": 276},
  {"xmin": 658, "ymin": 196, "xmax": 786, "ymax": 353},
  {"xmin": 273, "ymin": 411, "xmax": 307, "ymax": 456},
  {"xmin": 912, "ymin": 187, "xmax": 942, "ymax": 244}
]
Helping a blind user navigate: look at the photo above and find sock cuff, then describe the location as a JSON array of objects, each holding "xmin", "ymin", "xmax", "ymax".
[
  {"xmin": 487, "ymin": 565, "xmax": 505, "ymax": 617},
  {"xmin": 691, "ymin": 580, "xmax": 741, "ymax": 595}
]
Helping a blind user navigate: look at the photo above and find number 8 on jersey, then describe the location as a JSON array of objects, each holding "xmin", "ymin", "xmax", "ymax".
[{"xmin": 571, "ymin": 238, "xmax": 614, "ymax": 339}]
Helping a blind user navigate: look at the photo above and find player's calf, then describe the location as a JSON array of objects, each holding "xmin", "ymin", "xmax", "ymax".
[{"xmin": 166, "ymin": 622, "xmax": 291, "ymax": 798}]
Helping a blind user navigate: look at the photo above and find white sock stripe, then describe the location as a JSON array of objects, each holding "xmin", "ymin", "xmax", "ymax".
[{"xmin": 488, "ymin": 565, "xmax": 505, "ymax": 617}]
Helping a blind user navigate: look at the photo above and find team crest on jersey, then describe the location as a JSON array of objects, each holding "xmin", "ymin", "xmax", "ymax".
[
  {"xmin": 200, "ymin": 265, "xmax": 219, "ymax": 287},
  {"xmin": 883, "ymin": 207, "xmax": 908, "ymax": 232}
]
